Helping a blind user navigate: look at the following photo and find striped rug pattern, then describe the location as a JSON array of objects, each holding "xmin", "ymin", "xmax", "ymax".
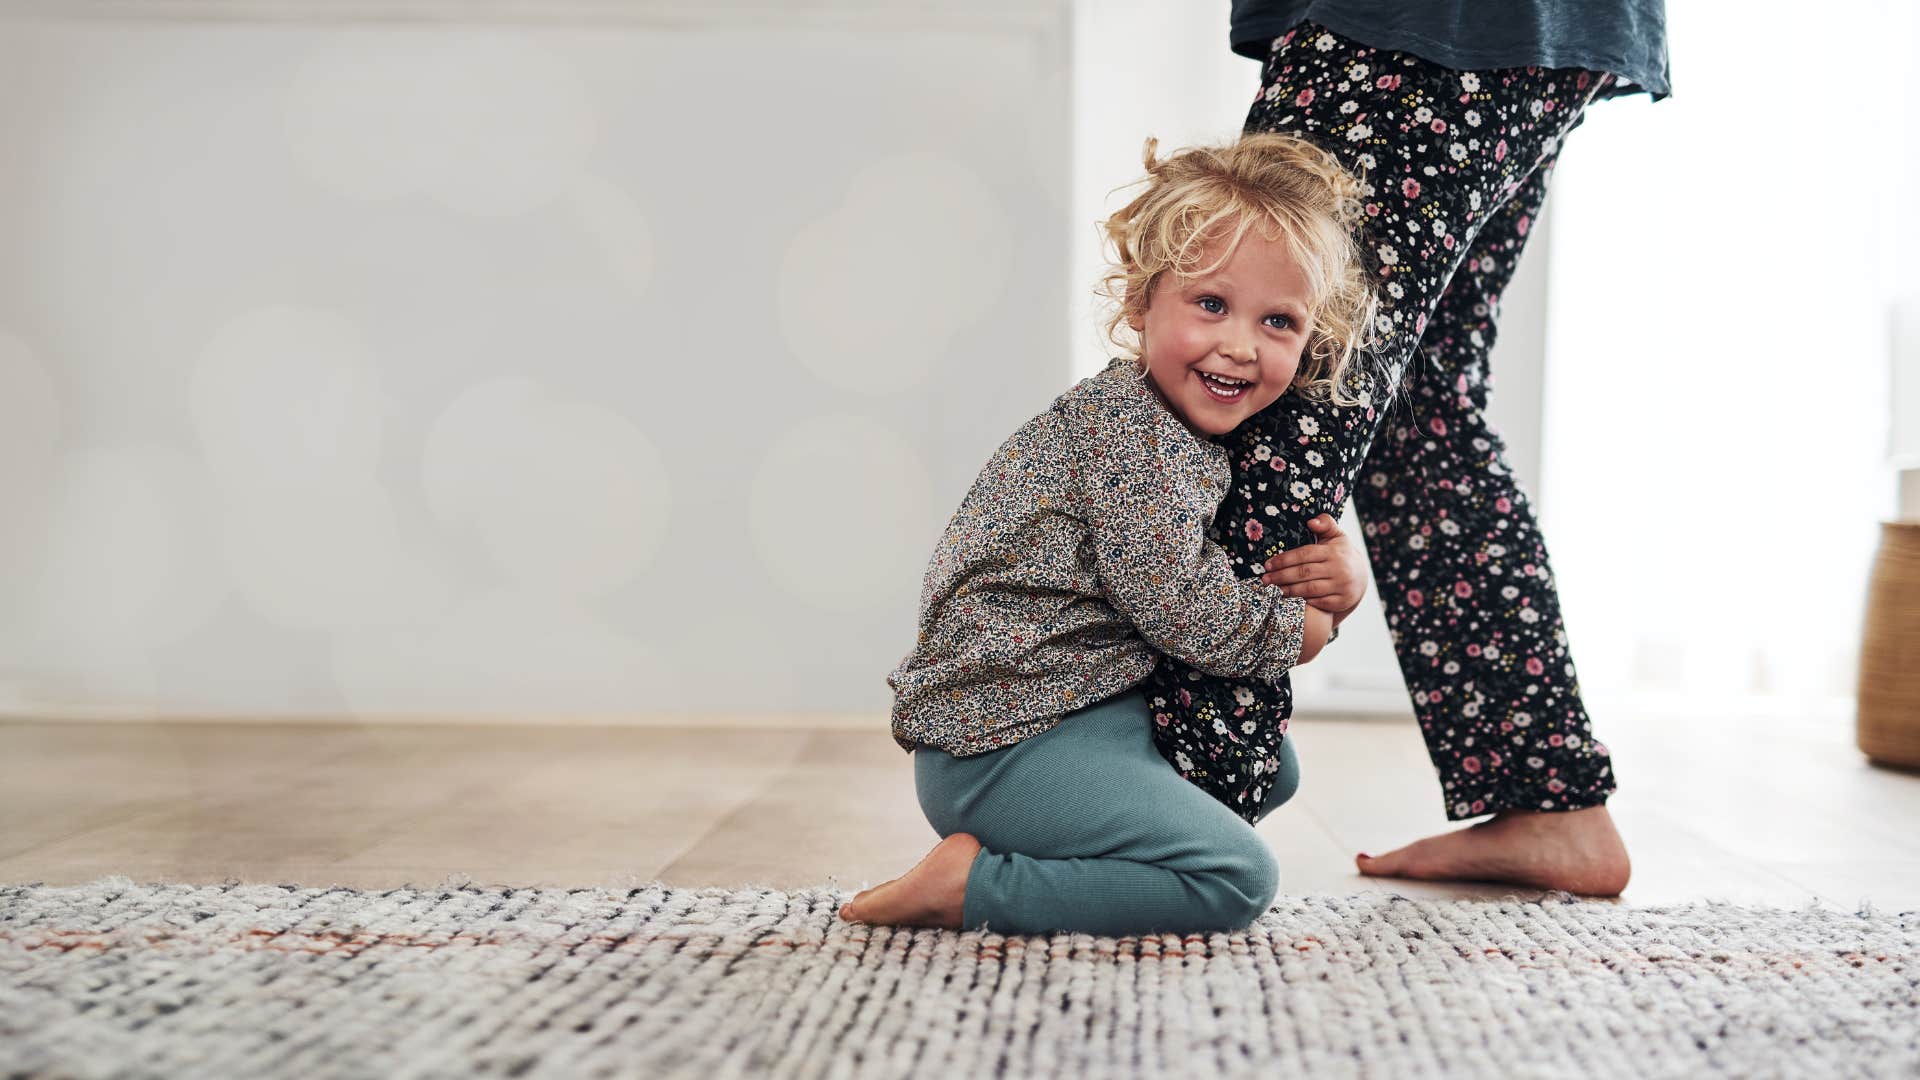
[{"xmin": 2, "ymin": 876, "xmax": 1916, "ymax": 1078}]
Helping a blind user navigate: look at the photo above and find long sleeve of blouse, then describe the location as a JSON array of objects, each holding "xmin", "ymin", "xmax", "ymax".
[{"xmin": 1065, "ymin": 369, "xmax": 1308, "ymax": 682}]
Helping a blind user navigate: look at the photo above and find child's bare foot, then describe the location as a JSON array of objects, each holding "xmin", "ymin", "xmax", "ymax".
[
  {"xmin": 838, "ymin": 832, "xmax": 983, "ymax": 930},
  {"xmin": 1355, "ymin": 804, "xmax": 1631, "ymax": 897}
]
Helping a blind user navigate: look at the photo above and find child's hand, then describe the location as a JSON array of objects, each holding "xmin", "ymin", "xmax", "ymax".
[{"xmin": 1260, "ymin": 513, "xmax": 1368, "ymax": 616}]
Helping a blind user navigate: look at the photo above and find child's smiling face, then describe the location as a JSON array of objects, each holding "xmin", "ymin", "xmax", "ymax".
[{"xmin": 1128, "ymin": 226, "xmax": 1315, "ymax": 437}]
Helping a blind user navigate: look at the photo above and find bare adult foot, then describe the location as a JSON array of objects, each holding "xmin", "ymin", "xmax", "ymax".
[
  {"xmin": 1355, "ymin": 804, "xmax": 1631, "ymax": 897},
  {"xmin": 838, "ymin": 832, "xmax": 983, "ymax": 930}
]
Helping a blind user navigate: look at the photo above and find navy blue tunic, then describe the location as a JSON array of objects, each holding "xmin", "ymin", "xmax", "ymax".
[{"xmin": 1229, "ymin": 0, "xmax": 1671, "ymax": 101}]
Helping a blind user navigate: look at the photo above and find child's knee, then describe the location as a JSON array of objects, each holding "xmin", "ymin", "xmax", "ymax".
[{"xmin": 1207, "ymin": 833, "xmax": 1280, "ymax": 929}]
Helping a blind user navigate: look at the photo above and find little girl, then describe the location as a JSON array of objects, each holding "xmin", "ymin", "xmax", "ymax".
[{"xmin": 838, "ymin": 133, "xmax": 1379, "ymax": 937}]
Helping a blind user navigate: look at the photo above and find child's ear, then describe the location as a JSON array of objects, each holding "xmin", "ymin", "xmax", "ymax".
[{"xmin": 1125, "ymin": 302, "xmax": 1144, "ymax": 333}]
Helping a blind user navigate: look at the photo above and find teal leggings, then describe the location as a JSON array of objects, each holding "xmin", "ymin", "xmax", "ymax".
[{"xmin": 913, "ymin": 687, "xmax": 1301, "ymax": 937}]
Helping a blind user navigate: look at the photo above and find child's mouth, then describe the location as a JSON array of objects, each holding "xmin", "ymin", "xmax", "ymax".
[{"xmin": 1196, "ymin": 370, "xmax": 1252, "ymax": 403}]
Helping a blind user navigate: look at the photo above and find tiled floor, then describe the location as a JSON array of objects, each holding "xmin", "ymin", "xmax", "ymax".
[{"xmin": 3, "ymin": 709, "xmax": 1917, "ymax": 910}]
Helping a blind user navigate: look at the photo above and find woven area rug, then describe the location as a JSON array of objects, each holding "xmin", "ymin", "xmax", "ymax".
[{"xmin": 2, "ymin": 876, "xmax": 1916, "ymax": 1079}]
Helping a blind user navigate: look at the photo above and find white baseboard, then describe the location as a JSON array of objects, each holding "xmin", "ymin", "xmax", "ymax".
[
  {"xmin": 0, "ymin": 702, "xmax": 883, "ymax": 729},
  {"xmin": 5, "ymin": 690, "xmax": 1837, "ymax": 729}
]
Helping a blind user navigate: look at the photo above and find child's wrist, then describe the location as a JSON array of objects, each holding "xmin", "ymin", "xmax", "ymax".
[{"xmin": 1298, "ymin": 605, "xmax": 1334, "ymax": 663}]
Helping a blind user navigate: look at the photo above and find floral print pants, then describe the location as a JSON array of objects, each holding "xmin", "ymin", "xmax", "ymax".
[{"xmin": 1144, "ymin": 21, "xmax": 1620, "ymax": 825}]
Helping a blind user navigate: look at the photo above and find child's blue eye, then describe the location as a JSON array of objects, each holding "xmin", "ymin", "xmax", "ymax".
[
  {"xmin": 1198, "ymin": 296, "xmax": 1225, "ymax": 314},
  {"xmin": 1266, "ymin": 315, "xmax": 1294, "ymax": 330}
]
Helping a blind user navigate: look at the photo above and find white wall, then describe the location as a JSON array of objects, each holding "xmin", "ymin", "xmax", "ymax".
[
  {"xmin": 1540, "ymin": 0, "xmax": 1906, "ymax": 712},
  {"xmin": 0, "ymin": 0, "xmax": 1576, "ymax": 723},
  {"xmin": 1888, "ymin": 2, "xmax": 1920, "ymax": 516},
  {"xmin": 0, "ymin": 2, "xmax": 1074, "ymax": 719}
]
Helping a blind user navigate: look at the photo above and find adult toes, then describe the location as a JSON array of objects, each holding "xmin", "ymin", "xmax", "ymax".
[{"xmin": 1355, "ymin": 849, "xmax": 1407, "ymax": 877}]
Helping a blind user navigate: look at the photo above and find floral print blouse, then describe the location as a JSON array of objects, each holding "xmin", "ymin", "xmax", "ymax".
[{"xmin": 888, "ymin": 357, "xmax": 1310, "ymax": 757}]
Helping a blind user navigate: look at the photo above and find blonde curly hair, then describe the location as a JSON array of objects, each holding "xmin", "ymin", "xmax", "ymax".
[{"xmin": 1097, "ymin": 132, "xmax": 1380, "ymax": 407}]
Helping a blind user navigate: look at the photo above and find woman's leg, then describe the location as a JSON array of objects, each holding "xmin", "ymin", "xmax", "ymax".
[
  {"xmin": 1334, "ymin": 154, "xmax": 1627, "ymax": 893},
  {"xmin": 848, "ymin": 690, "xmax": 1298, "ymax": 937},
  {"xmin": 1352, "ymin": 151, "xmax": 1616, "ymax": 822},
  {"xmin": 1148, "ymin": 23, "xmax": 1610, "ymax": 824}
]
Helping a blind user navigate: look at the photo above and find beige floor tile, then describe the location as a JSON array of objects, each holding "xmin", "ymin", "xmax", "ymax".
[
  {"xmin": 1257, "ymin": 801, "xmax": 1379, "ymax": 896},
  {"xmin": 1608, "ymin": 721, "xmax": 1920, "ymax": 863},
  {"xmin": 345, "ymin": 727, "xmax": 813, "ymax": 877},
  {"xmin": 4, "ymin": 715, "xmax": 1917, "ymax": 911},
  {"xmin": 1606, "ymin": 801, "xmax": 1819, "ymax": 908},
  {"xmin": 0, "ymin": 860, "xmax": 382, "ymax": 889},
  {"xmin": 0, "ymin": 723, "xmax": 361, "ymax": 858},
  {"xmin": 1756, "ymin": 860, "xmax": 1920, "ymax": 911},
  {"xmin": 657, "ymin": 731, "xmax": 934, "ymax": 891},
  {"xmin": 1281, "ymin": 720, "xmax": 1455, "ymax": 855}
]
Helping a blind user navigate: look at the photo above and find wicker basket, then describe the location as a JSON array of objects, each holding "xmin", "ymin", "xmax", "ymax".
[{"xmin": 1858, "ymin": 520, "xmax": 1920, "ymax": 768}]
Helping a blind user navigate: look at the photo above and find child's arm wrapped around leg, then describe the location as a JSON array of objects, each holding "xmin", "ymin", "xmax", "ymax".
[{"xmin": 1069, "ymin": 408, "xmax": 1317, "ymax": 681}]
